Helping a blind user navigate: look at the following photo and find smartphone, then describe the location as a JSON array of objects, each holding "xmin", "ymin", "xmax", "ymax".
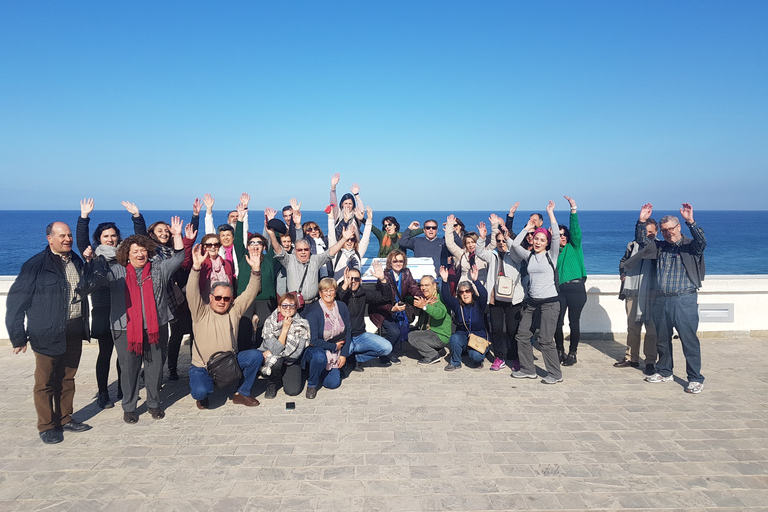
[
  {"xmin": 286, "ymin": 402, "xmax": 295, "ymax": 410},
  {"xmin": 396, "ymin": 301, "xmax": 405, "ymax": 307}
]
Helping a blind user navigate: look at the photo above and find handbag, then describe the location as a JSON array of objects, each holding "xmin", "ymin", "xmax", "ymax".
[
  {"xmin": 494, "ymin": 254, "xmax": 515, "ymax": 299},
  {"xmin": 460, "ymin": 307, "xmax": 490, "ymax": 354},
  {"xmin": 192, "ymin": 316, "xmax": 242, "ymax": 388}
]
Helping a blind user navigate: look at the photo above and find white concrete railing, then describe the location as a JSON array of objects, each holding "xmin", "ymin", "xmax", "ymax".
[{"xmin": 2, "ymin": 274, "xmax": 767, "ymax": 343}]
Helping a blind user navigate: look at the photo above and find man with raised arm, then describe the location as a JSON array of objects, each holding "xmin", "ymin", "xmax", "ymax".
[
  {"xmin": 398, "ymin": 218, "xmax": 461, "ymax": 274},
  {"xmin": 631, "ymin": 203, "xmax": 707, "ymax": 394},
  {"xmin": 6, "ymin": 222, "xmax": 92, "ymax": 444},
  {"xmin": 187, "ymin": 243, "xmax": 264, "ymax": 409}
]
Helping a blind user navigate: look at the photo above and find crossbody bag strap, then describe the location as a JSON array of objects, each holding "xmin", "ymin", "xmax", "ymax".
[{"xmin": 297, "ymin": 263, "xmax": 310, "ymax": 293}]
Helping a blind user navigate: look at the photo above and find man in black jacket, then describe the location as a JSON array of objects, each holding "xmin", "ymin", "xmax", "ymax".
[
  {"xmin": 6, "ymin": 222, "xmax": 92, "ymax": 444},
  {"xmin": 336, "ymin": 261, "xmax": 392, "ymax": 372}
]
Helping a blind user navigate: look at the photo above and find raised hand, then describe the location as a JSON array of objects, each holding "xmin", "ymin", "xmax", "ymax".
[
  {"xmin": 80, "ymin": 198, "xmax": 94, "ymax": 218},
  {"xmin": 350, "ymin": 183, "xmax": 360, "ymax": 195},
  {"xmin": 342, "ymin": 208, "xmax": 353, "ymax": 222},
  {"xmin": 564, "ymin": 195, "xmax": 577, "ymax": 209},
  {"xmin": 446, "ymin": 214, "xmax": 456, "ymax": 225},
  {"xmin": 408, "ymin": 221, "xmax": 420, "ymax": 230},
  {"xmin": 289, "ymin": 198, "xmax": 301, "ymax": 212},
  {"xmin": 331, "ymin": 173, "xmax": 340, "ymax": 190},
  {"xmin": 680, "ymin": 203, "xmax": 694, "ymax": 223},
  {"xmin": 240, "ymin": 193, "xmax": 250, "ymax": 208},
  {"xmin": 509, "ymin": 202, "xmax": 520, "ymax": 216},
  {"xmin": 121, "ymin": 201, "xmax": 140, "ymax": 217},
  {"xmin": 341, "ymin": 225, "xmax": 355, "ymax": 241},
  {"xmin": 354, "ymin": 207, "xmax": 365, "ymax": 221},
  {"xmin": 192, "ymin": 197, "xmax": 202, "ymax": 216},
  {"xmin": 203, "ymin": 193, "xmax": 215, "ymax": 213},
  {"xmin": 236, "ymin": 203, "xmax": 247, "ymax": 222},
  {"xmin": 82, "ymin": 246, "xmax": 94, "ymax": 263},
  {"xmin": 477, "ymin": 222, "xmax": 487, "ymax": 239},
  {"xmin": 293, "ymin": 209, "xmax": 302, "ymax": 224},
  {"xmin": 524, "ymin": 218, "xmax": 537, "ymax": 233},
  {"xmin": 489, "ymin": 213, "xmax": 501, "ymax": 227},
  {"xmin": 371, "ymin": 259, "xmax": 385, "ymax": 281},
  {"xmin": 470, "ymin": 264, "xmax": 479, "ymax": 282},
  {"xmin": 191, "ymin": 244, "xmax": 208, "ymax": 270},
  {"xmin": 414, "ymin": 296, "xmax": 427, "ymax": 309},
  {"xmin": 438, "ymin": 265, "xmax": 449, "ymax": 282},
  {"xmin": 169, "ymin": 216, "xmax": 183, "ymax": 237},
  {"xmin": 184, "ymin": 223, "xmax": 197, "ymax": 240},
  {"xmin": 245, "ymin": 249, "xmax": 263, "ymax": 271},
  {"xmin": 639, "ymin": 203, "xmax": 653, "ymax": 222},
  {"xmin": 264, "ymin": 207, "xmax": 276, "ymax": 221},
  {"xmin": 546, "ymin": 200, "xmax": 555, "ymax": 213},
  {"xmin": 366, "ymin": 206, "xmax": 373, "ymax": 220}
]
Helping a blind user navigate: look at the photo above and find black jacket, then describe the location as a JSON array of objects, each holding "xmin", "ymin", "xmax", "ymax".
[
  {"xmin": 5, "ymin": 247, "xmax": 90, "ymax": 356},
  {"xmin": 337, "ymin": 280, "xmax": 392, "ymax": 337}
]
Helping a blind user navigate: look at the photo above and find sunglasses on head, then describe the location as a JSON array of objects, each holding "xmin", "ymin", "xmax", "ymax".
[{"xmin": 212, "ymin": 295, "xmax": 232, "ymax": 303}]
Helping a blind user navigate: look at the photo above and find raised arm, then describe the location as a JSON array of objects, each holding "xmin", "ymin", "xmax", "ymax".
[
  {"xmin": 328, "ymin": 225, "xmax": 354, "ymax": 257},
  {"xmin": 358, "ymin": 206, "xmax": 374, "ymax": 255},
  {"xmin": 564, "ymin": 195, "xmax": 582, "ymax": 248},
  {"xmin": 77, "ymin": 198, "xmax": 94, "ymax": 256},
  {"xmin": 443, "ymin": 215, "xmax": 463, "ymax": 260},
  {"xmin": 186, "ymin": 244, "xmax": 208, "ymax": 321},
  {"xmin": 330, "ymin": 173, "xmax": 341, "ymax": 221},
  {"xmin": 122, "ymin": 200, "xmax": 147, "ymax": 236},
  {"xmin": 327, "ymin": 208, "xmax": 337, "ymax": 246},
  {"xmin": 505, "ymin": 202, "xmax": 519, "ymax": 235},
  {"xmin": 203, "ymin": 193, "xmax": 215, "ymax": 235},
  {"xmin": 239, "ymin": 192, "xmax": 250, "ymax": 244},
  {"xmin": 398, "ymin": 221, "xmax": 421, "ymax": 249},
  {"xmin": 635, "ymin": 203, "xmax": 653, "ymax": 246},
  {"xmin": 681, "ymin": 202, "xmax": 706, "ymax": 255},
  {"xmin": 546, "ymin": 201, "xmax": 560, "ymax": 261}
]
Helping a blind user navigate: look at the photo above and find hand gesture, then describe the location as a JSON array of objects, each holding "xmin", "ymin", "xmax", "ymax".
[
  {"xmin": 371, "ymin": 260, "xmax": 385, "ymax": 281},
  {"xmin": 191, "ymin": 244, "xmax": 208, "ymax": 270},
  {"xmin": 477, "ymin": 222, "xmax": 487, "ymax": 239},
  {"xmin": 293, "ymin": 209, "xmax": 302, "ymax": 224},
  {"xmin": 354, "ymin": 207, "xmax": 364, "ymax": 221},
  {"xmin": 203, "ymin": 193, "xmax": 215, "ymax": 212},
  {"xmin": 121, "ymin": 201, "xmax": 140, "ymax": 217},
  {"xmin": 341, "ymin": 225, "xmax": 355, "ymax": 241},
  {"xmin": 289, "ymin": 198, "xmax": 301, "ymax": 212},
  {"xmin": 184, "ymin": 223, "xmax": 197, "ymax": 240},
  {"xmin": 489, "ymin": 213, "xmax": 501, "ymax": 227},
  {"xmin": 236, "ymin": 203, "xmax": 247, "ymax": 222},
  {"xmin": 408, "ymin": 221, "xmax": 420, "ymax": 230},
  {"xmin": 245, "ymin": 248, "xmax": 263, "ymax": 271},
  {"xmin": 331, "ymin": 173, "xmax": 340, "ymax": 190},
  {"xmin": 546, "ymin": 200, "xmax": 555, "ymax": 214},
  {"xmin": 169, "ymin": 216, "xmax": 183, "ymax": 237},
  {"xmin": 336, "ymin": 355, "xmax": 346, "ymax": 369},
  {"xmin": 192, "ymin": 197, "xmax": 202, "ymax": 216},
  {"xmin": 438, "ymin": 265, "xmax": 449, "ymax": 282},
  {"xmin": 564, "ymin": 195, "xmax": 577, "ymax": 209},
  {"xmin": 391, "ymin": 302, "xmax": 406, "ymax": 313},
  {"xmin": 524, "ymin": 218, "xmax": 537, "ymax": 233},
  {"xmin": 639, "ymin": 203, "xmax": 653, "ymax": 222},
  {"xmin": 80, "ymin": 198, "xmax": 94, "ymax": 218},
  {"xmin": 342, "ymin": 267, "xmax": 352, "ymax": 289},
  {"xmin": 446, "ymin": 214, "xmax": 456, "ymax": 225},
  {"xmin": 350, "ymin": 183, "xmax": 360, "ymax": 195},
  {"xmin": 470, "ymin": 264, "xmax": 479, "ymax": 282},
  {"xmin": 239, "ymin": 193, "xmax": 250, "ymax": 208},
  {"xmin": 680, "ymin": 203, "xmax": 694, "ymax": 224},
  {"xmin": 264, "ymin": 207, "xmax": 276, "ymax": 221},
  {"xmin": 414, "ymin": 296, "xmax": 429, "ymax": 309},
  {"xmin": 342, "ymin": 208, "xmax": 353, "ymax": 222},
  {"xmin": 282, "ymin": 316, "xmax": 293, "ymax": 330},
  {"xmin": 365, "ymin": 206, "xmax": 373, "ymax": 220},
  {"xmin": 509, "ymin": 202, "xmax": 520, "ymax": 216},
  {"xmin": 499, "ymin": 224, "xmax": 509, "ymax": 237},
  {"xmin": 83, "ymin": 245, "xmax": 94, "ymax": 263}
]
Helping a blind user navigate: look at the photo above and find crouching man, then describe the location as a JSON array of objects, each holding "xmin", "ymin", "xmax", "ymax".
[{"xmin": 187, "ymin": 243, "xmax": 264, "ymax": 409}]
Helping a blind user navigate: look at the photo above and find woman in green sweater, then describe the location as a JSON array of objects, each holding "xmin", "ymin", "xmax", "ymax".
[
  {"xmin": 555, "ymin": 195, "xmax": 588, "ymax": 366},
  {"xmin": 371, "ymin": 216, "xmax": 422, "ymax": 258}
]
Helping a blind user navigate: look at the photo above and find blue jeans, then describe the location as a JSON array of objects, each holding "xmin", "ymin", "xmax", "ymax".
[
  {"xmin": 652, "ymin": 292, "xmax": 704, "ymax": 383},
  {"xmin": 302, "ymin": 346, "xmax": 342, "ymax": 389},
  {"xmin": 189, "ymin": 349, "xmax": 264, "ymax": 400},
  {"xmin": 448, "ymin": 331, "xmax": 487, "ymax": 367},
  {"xmin": 349, "ymin": 332, "xmax": 392, "ymax": 363}
]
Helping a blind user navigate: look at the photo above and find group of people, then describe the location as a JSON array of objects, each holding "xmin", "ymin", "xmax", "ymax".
[{"xmin": 5, "ymin": 173, "xmax": 708, "ymax": 445}]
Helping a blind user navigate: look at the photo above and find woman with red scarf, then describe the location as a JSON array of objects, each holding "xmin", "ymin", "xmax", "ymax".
[{"xmin": 83, "ymin": 216, "xmax": 185, "ymax": 424}]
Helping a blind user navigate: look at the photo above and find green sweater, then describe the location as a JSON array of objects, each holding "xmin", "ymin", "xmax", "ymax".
[
  {"xmin": 371, "ymin": 226, "xmax": 423, "ymax": 258},
  {"xmin": 420, "ymin": 295, "xmax": 451, "ymax": 344},
  {"xmin": 234, "ymin": 221, "xmax": 277, "ymax": 299},
  {"xmin": 556, "ymin": 212, "xmax": 587, "ymax": 284}
]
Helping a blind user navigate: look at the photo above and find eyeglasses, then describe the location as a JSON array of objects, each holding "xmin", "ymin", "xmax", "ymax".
[
  {"xmin": 248, "ymin": 241, "xmax": 264, "ymax": 247},
  {"xmin": 384, "ymin": 223, "xmax": 394, "ymax": 227},
  {"xmin": 306, "ymin": 226, "xmax": 320, "ymax": 232},
  {"xmin": 321, "ymin": 289, "xmax": 335, "ymax": 295},
  {"xmin": 296, "ymin": 248, "xmax": 310, "ymax": 253},
  {"xmin": 212, "ymin": 295, "xmax": 232, "ymax": 303},
  {"xmin": 280, "ymin": 304, "xmax": 297, "ymax": 309},
  {"xmin": 203, "ymin": 243, "xmax": 221, "ymax": 248},
  {"xmin": 392, "ymin": 259, "xmax": 404, "ymax": 264},
  {"xmin": 424, "ymin": 226, "xmax": 438, "ymax": 230},
  {"xmin": 559, "ymin": 233, "xmax": 567, "ymax": 237},
  {"xmin": 661, "ymin": 225, "xmax": 680, "ymax": 233},
  {"xmin": 350, "ymin": 277, "xmax": 361, "ymax": 282},
  {"xmin": 459, "ymin": 290, "xmax": 473, "ymax": 295}
]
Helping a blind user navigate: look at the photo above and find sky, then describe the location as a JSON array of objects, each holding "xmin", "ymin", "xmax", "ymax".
[{"xmin": 1, "ymin": 1, "xmax": 767, "ymax": 212}]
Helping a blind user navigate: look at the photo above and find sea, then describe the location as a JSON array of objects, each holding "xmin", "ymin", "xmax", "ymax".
[{"xmin": 1, "ymin": 210, "xmax": 765, "ymax": 276}]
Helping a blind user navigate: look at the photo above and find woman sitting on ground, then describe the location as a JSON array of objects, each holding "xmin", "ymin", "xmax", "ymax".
[
  {"xmin": 302, "ymin": 278, "xmax": 353, "ymax": 399},
  {"xmin": 259, "ymin": 292, "xmax": 311, "ymax": 399},
  {"xmin": 439, "ymin": 264, "xmax": 490, "ymax": 371}
]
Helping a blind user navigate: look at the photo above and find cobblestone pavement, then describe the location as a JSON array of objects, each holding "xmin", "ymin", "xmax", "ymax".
[{"xmin": 1, "ymin": 336, "xmax": 767, "ymax": 511}]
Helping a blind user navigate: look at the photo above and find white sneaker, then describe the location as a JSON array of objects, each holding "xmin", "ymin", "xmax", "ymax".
[
  {"xmin": 645, "ymin": 373, "xmax": 673, "ymax": 383},
  {"xmin": 685, "ymin": 381, "xmax": 704, "ymax": 394}
]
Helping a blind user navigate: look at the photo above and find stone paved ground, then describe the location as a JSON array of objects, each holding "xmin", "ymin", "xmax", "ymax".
[{"xmin": 1, "ymin": 336, "xmax": 767, "ymax": 511}]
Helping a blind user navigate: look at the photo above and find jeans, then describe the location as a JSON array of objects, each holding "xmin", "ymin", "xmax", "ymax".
[
  {"xmin": 381, "ymin": 318, "xmax": 405, "ymax": 356},
  {"xmin": 189, "ymin": 349, "xmax": 264, "ymax": 400},
  {"xmin": 349, "ymin": 332, "xmax": 392, "ymax": 363},
  {"xmin": 302, "ymin": 346, "xmax": 342, "ymax": 389},
  {"xmin": 652, "ymin": 292, "xmax": 703, "ymax": 383},
  {"xmin": 554, "ymin": 280, "xmax": 587, "ymax": 354},
  {"xmin": 448, "ymin": 331, "xmax": 487, "ymax": 367}
]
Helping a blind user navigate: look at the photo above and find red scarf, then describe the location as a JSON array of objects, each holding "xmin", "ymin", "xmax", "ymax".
[{"xmin": 125, "ymin": 261, "xmax": 160, "ymax": 355}]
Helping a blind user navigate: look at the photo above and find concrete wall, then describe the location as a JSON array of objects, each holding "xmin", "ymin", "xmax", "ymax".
[{"xmin": 2, "ymin": 274, "xmax": 767, "ymax": 343}]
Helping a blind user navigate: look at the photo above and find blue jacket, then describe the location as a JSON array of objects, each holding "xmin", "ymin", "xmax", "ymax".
[
  {"xmin": 440, "ymin": 280, "xmax": 488, "ymax": 338},
  {"xmin": 5, "ymin": 247, "xmax": 90, "ymax": 356},
  {"xmin": 302, "ymin": 300, "xmax": 353, "ymax": 358}
]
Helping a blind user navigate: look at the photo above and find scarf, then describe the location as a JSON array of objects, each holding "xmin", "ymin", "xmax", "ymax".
[
  {"xmin": 94, "ymin": 244, "xmax": 118, "ymax": 261},
  {"xmin": 124, "ymin": 262, "xmax": 159, "ymax": 356},
  {"xmin": 223, "ymin": 244, "xmax": 234, "ymax": 263},
  {"xmin": 209, "ymin": 256, "xmax": 229, "ymax": 285}
]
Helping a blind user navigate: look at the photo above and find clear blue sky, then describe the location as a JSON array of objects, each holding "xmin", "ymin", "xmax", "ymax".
[{"xmin": 2, "ymin": 1, "xmax": 766, "ymax": 212}]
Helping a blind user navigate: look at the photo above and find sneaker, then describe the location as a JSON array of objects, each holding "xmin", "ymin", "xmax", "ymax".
[
  {"xmin": 490, "ymin": 358, "xmax": 506, "ymax": 371},
  {"xmin": 685, "ymin": 381, "xmax": 704, "ymax": 394},
  {"xmin": 389, "ymin": 355, "xmax": 402, "ymax": 365},
  {"xmin": 444, "ymin": 363, "xmax": 461, "ymax": 372},
  {"xmin": 264, "ymin": 383, "xmax": 278, "ymax": 399},
  {"xmin": 541, "ymin": 375, "xmax": 563, "ymax": 385},
  {"xmin": 418, "ymin": 355, "xmax": 441, "ymax": 365},
  {"xmin": 511, "ymin": 370, "xmax": 537, "ymax": 379},
  {"xmin": 562, "ymin": 353, "xmax": 577, "ymax": 366},
  {"xmin": 354, "ymin": 361, "xmax": 365, "ymax": 372},
  {"xmin": 645, "ymin": 373, "xmax": 673, "ymax": 383},
  {"xmin": 379, "ymin": 356, "xmax": 392, "ymax": 367}
]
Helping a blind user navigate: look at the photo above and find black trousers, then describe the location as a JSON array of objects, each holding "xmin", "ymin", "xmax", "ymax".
[{"xmin": 554, "ymin": 280, "xmax": 588, "ymax": 354}]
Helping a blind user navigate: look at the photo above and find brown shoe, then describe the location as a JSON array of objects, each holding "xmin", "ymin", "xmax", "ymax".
[
  {"xmin": 196, "ymin": 398, "xmax": 209, "ymax": 410},
  {"xmin": 232, "ymin": 393, "xmax": 260, "ymax": 406},
  {"xmin": 613, "ymin": 359, "xmax": 639, "ymax": 368},
  {"xmin": 306, "ymin": 387, "xmax": 318, "ymax": 399}
]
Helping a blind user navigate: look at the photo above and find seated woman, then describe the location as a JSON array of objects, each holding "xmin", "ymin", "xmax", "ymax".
[
  {"xmin": 198, "ymin": 233, "xmax": 235, "ymax": 300},
  {"xmin": 327, "ymin": 206, "xmax": 373, "ymax": 282},
  {"xmin": 439, "ymin": 264, "xmax": 490, "ymax": 371},
  {"xmin": 259, "ymin": 292, "xmax": 311, "ymax": 399},
  {"xmin": 302, "ymin": 278, "xmax": 353, "ymax": 399},
  {"xmin": 371, "ymin": 216, "xmax": 422, "ymax": 258}
]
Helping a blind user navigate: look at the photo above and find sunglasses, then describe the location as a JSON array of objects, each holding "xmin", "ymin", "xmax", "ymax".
[
  {"xmin": 424, "ymin": 226, "xmax": 438, "ymax": 230},
  {"xmin": 350, "ymin": 277, "xmax": 361, "ymax": 282},
  {"xmin": 459, "ymin": 289, "xmax": 473, "ymax": 294},
  {"xmin": 306, "ymin": 226, "xmax": 320, "ymax": 232},
  {"xmin": 212, "ymin": 295, "xmax": 232, "ymax": 303},
  {"xmin": 392, "ymin": 259, "xmax": 405, "ymax": 264},
  {"xmin": 280, "ymin": 304, "xmax": 297, "ymax": 309},
  {"xmin": 203, "ymin": 243, "xmax": 221, "ymax": 248},
  {"xmin": 384, "ymin": 223, "xmax": 394, "ymax": 227},
  {"xmin": 248, "ymin": 241, "xmax": 264, "ymax": 246},
  {"xmin": 296, "ymin": 248, "xmax": 310, "ymax": 253}
]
